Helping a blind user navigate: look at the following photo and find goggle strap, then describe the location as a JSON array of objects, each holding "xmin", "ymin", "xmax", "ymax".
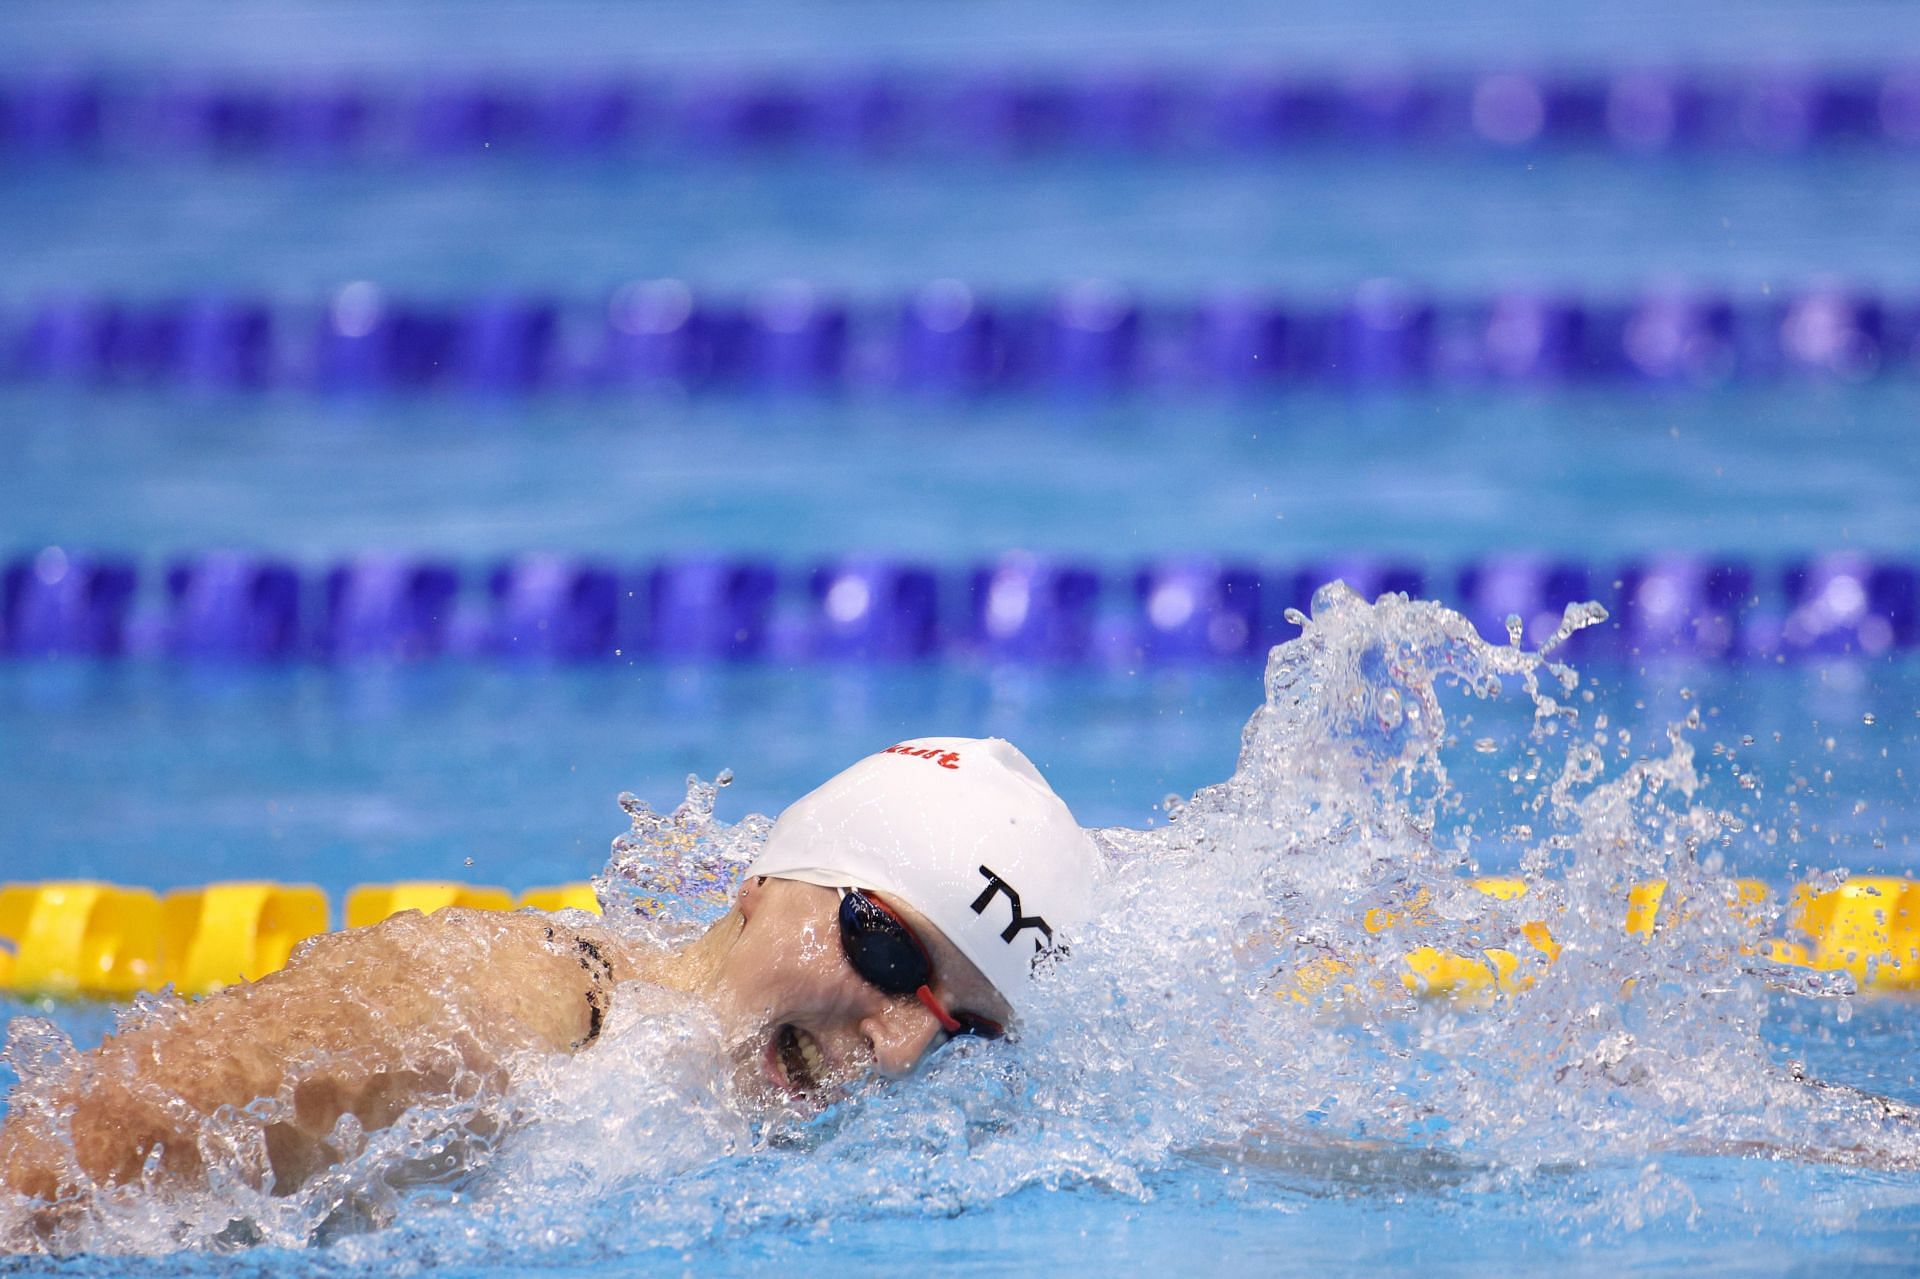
[{"xmin": 915, "ymin": 984, "xmax": 963, "ymax": 1034}]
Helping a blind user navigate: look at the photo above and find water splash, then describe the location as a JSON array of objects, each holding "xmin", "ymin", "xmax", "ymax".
[
  {"xmin": 597, "ymin": 767, "xmax": 764, "ymax": 946},
  {"xmin": 5, "ymin": 584, "xmax": 1918, "ymax": 1263}
]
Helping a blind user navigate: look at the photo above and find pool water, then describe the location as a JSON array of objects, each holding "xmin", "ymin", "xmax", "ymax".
[
  {"xmin": 10, "ymin": 999, "xmax": 1918, "ymax": 1277},
  {"xmin": 7, "ymin": 598, "xmax": 1920, "ymax": 1275},
  {"xmin": 8, "ymin": 154, "xmax": 1920, "ymax": 297},
  {"xmin": 7, "ymin": 384, "xmax": 1920, "ymax": 563},
  {"xmin": 7, "ymin": 0, "xmax": 1920, "ymax": 1273},
  {"xmin": 2, "ymin": 653, "xmax": 1917, "ymax": 891}
]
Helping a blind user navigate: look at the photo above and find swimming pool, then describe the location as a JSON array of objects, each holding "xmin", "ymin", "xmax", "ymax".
[
  {"xmin": 6, "ymin": 0, "xmax": 1920, "ymax": 1273},
  {"xmin": 6, "ymin": 615, "xmax": 1920, "ymax": 1274}
]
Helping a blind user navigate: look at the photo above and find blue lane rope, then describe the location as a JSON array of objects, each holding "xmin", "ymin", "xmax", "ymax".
[
  {"xmin": 1, "ymin": 549, "xmax": 1913, "ymax": 664},
  {"xmin": 3, "ymin": 283, "xmax": 1916, "ymax": 395},
  {"xmin": 3, "ymin": 67, "xmax": 1918, "ymax": 160}
]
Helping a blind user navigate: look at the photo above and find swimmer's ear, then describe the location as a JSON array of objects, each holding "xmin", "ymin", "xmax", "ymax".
[{"xmin": 737, "ymin": 874, "xmax": 771, "ymax": 919}]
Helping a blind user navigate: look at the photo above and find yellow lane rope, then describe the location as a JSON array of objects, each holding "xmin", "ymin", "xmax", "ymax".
[
  {"xmin": 0, "ymin": 881, "xmax": 599, "ymax": 998},
  {"xmin": 0, "ymin": 877, "xmax": 1913, "ymax": 1001}
]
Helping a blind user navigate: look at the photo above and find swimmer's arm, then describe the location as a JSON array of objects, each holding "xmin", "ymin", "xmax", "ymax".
[
  {"xmin": 0, "ymin": 907, "xmax": 631, "ymax": 1200},
  {"xmin": 1636, "ymin": 1066, "xmax": 1920, "ymax": 1170}
]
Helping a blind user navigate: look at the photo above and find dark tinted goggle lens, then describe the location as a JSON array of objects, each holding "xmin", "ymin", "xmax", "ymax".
[
  {"xmin": 838, "ymin": 890, "xmax": 1007, "ymax": 1041},
  {"xmin": 838, "ymin": 889, "xmax": 932, "ymax": 997}
]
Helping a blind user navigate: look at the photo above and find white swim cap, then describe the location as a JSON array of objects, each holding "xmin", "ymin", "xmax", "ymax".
[{"xmin": 745, "ymin": 736, "xmax": 1101, "ymax": 1012}]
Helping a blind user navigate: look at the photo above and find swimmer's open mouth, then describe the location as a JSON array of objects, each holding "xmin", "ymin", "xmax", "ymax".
[{"xmin": 769, "ymin": 1024, "xmax": 828, "ymax": 1096}]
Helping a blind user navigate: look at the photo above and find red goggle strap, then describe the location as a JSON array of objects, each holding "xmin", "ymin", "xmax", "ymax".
[{"xmin": 914, "ymin": 984, "xmax": 964, "ymax": 1034}]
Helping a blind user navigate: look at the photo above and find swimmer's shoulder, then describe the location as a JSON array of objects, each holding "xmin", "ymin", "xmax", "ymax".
[
  {"xmin": 248, "ymin": 905, "xmax": 571, "ymax": 996},
  {"xmin": 258, "ymin": 902, "xmax": 652, "ymax": 1004}
]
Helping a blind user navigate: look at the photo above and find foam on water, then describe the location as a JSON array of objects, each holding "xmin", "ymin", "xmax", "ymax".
[{"xmin": 5, "ymin": 585, "xmax": 1919, "ymax": 1267}]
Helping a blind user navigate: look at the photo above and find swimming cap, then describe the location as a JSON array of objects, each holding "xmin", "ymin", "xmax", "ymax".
[{"xmin": 745, "ymin": 736, "xmax": 1101, "ymax": 1012}]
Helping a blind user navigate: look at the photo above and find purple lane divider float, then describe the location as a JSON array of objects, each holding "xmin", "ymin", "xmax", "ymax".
[
  {"xmin": 1464, "ymin": 294, "xmax": 1590, "ymax": 382},
  {"xmin": 484, "ymin": 556, "xmax": 621, "ymax": 660},
  {"xmin": 1036, "ymin": 283, "xmax": 1141, "ymax": 395},
  {"xmin": 896, "ymin": 281, "xmax": 1004, "ymax": 393},
  {"xmin": 675, "ymin": 76, "xmax": 817, "ymax": 151},
  {"xmin": 11, "ymin": 68, "xmax": 1920, "ymax": 162},
  {"xmin": 739, "ymin": 284, "xmax": 848, "ymax": 393},
  {"xmin": 808, "ymin": 560, "xmax": 942, "ymax": 660},
  {"xmin": 1616, "ymin": 557, "xmax": 1755, "ymax": 659},
  {"xmin": 452, "ymin": 297, "xmax": 560, "ymax": 393},
  {"xmin": 1776, "ymin": 289, "xmax": 1886, "ymax": 379},
  {"xmin": 176, "ymin": 298, "xmax": 276, "ymax": 389},
  {"xmin": 313, "ymin": 283, "xmax": 401, "ymax": 390},
  {"xmin": 7, "ymin": 550, "xmax": 1920, "ymax": 666},
  {"xmin": 1335, "ymin": 281, "xmax": 1435, "ymax": 384},
  {"xmin": 1611, "ymin": 292, "xmax": 1741, "ymax": 383},
  {"xmin": 320, "ymin": 557, "xmax": 460, "ymax": 661},
  {"xmin": 600, "ymin": 280, "xmax": 712, "ymax": 388},
  {"xmin": 0, "ymin": 77, "xmax": 105, "ymax": 153},
  {"xmin": 1133, "ymin": 559, "xmax": 1265, "ymax": 661},
  {"xmin": 0, "ymin": 549, "xmax": 136, "ymax": 656},
  {"xmin": 11, "ymin": 296, "xmax": 111, "ymax": 382},
  {"xmin": 1068, "ymin": 75, "xmax": 1182, "ymax": 152},
  {"xmin": 1185, "ymin": 295, "xmax": 1300, "ymax": 386},
  {"xmin": 163, "ymin": 553, "xmax": 302, "ymax": 659},
  {"xmin": 1782, "ymin": 554, "xmax": 1919, "ymax": 656},
  {"xmin": 5, "ymin": 284, "xmax": 1919, "ymax": 397},
  {"xmin": 9, "ymin": 296, "xmax": 193, "ymax": 385},
  {"xmin": 968, "ymin": 556, "xmax": 1102, "ymax": 662},
  {"xmin": 644, "ymin": 559, "xmax": 779, "ymax": 660}
]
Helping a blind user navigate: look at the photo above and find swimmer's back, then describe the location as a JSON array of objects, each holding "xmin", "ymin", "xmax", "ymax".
[{"xmin": 0, "ymin": 905, "xmax": 625, "ymax": 1208}]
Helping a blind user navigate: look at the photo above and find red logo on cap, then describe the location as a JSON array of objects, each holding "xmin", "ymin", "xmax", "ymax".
[{"xmin": 883, "ymin": 743, "xmax": 961, "ymax": 770}]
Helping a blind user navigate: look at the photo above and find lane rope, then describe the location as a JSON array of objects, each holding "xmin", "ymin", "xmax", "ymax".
[
  {"xmin": 3, "ymin": 549, "xmax": 1914, "ymax": 664},
  {"xmin": 3, "ymin": 67, "xmax": 1917, "ymax": 160},
  {"xmin": 4, "ymin": 283, "xmax": 1913, "ymax": 395},
  {"xmin": 0, "ymin": 876, "xmax": 1909, "ymax": 1000}
]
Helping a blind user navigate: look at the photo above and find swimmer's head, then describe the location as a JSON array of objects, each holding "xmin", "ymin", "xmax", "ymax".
[{"xmin": 745, "ymin": 736, "xmax": 1102, "ymax": 1015}]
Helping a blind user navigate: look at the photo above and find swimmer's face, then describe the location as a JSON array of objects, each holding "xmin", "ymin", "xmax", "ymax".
[{"xmin": 706, "ymin": 877, "xmax": 1011, "ymax": 1106}]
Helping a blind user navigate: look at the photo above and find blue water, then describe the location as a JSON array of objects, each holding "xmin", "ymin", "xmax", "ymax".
[
  {"xmin": 9, "ymin": 0, "xmax": 1920, "ymax": 71},
  {"xmin": 2, "ymin": 657, "xmax": 1917, "ymax": 893},
  {"xmin": 8, "ymin": 0, "xmax": 1920, "ymax": 1272},
  {"xmin": 7, "ymin": 385, "xmax": 1920, "ymax": 562},
  {"xmin": 5, "ymin": 995, "xmax": 1915, "ymax": 1277},
  {"xmin": 5, "ymin": 153, "xmax": 1919, "ymax": 297},
  {"xmin": 6, "ymin": 621, "xmax": 1920, "ymax": 1274}
]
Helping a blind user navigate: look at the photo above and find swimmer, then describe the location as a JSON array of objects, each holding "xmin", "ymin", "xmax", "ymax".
[{"xmin": 0, "ymin": 737, "xmax": 1100, "ymax": 1224}]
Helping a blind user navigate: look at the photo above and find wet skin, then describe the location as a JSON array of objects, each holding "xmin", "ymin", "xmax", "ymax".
[
  {"xmin": 0, "ymin": 877, "xmax": 1007, "ymax": 1219},
  {"xmin": 691, "ymin": 877, "xmax": 1011, "ymax": 1101}
]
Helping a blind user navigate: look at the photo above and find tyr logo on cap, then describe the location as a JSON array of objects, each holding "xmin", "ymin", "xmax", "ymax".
[
  {"xmin": 883, "ymin": 743, "xmax": 961, "ymax": 769},
  {"xmin": 970, "ymin": 865, "xmax": 1051, "ymax": 946}
]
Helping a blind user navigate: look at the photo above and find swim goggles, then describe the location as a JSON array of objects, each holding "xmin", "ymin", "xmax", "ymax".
[{"xmin": 838, "ymin": 888, "xmax": 1006, "ymax": 1041}]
